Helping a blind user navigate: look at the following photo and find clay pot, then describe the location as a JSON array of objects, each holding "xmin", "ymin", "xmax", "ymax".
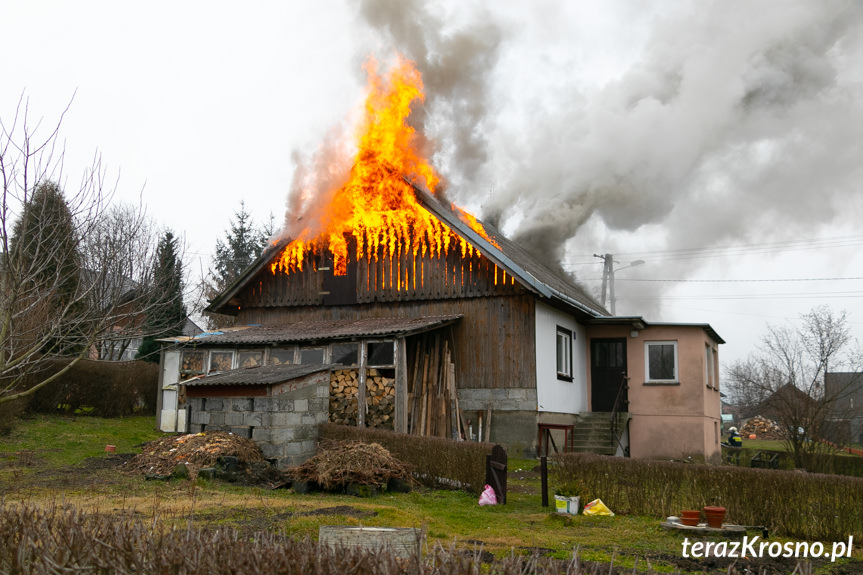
[
  {"xmin": 680, "ymin": 510, "xmax": 700, "ymax": 526},
  {"xmin": 703, "ymin": 506, "xmax": 726, "ymax": 528}
]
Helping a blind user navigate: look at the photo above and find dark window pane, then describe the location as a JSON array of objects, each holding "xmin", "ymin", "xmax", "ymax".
[
  {"xmin": 367, "ymin": 341, "xmax": 394, "ymax": 366},
  {"xmin": 332, "ymin": 343, "xmax": 358, "ymax": 366},
  {"xmin": 300, "ymin": 348, "xmax": 325, "ymax": 364},
  {"xmin": 648, "ymin": 344, "xmax": 675, "ymax": 380}
]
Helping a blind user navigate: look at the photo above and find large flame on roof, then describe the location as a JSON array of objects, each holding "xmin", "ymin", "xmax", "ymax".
[{"xmin": 272, "ymin": 56, "xmax": 494, "ymax": 278}]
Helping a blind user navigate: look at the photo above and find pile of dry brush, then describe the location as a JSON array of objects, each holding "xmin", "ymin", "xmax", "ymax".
[
  {"xmin": 126, "ymin": 431, "xmax": 264, "ymax": 479},
  {"xmin": 290, "ymin": 440, "xmax": 411, "ymax": 490}
]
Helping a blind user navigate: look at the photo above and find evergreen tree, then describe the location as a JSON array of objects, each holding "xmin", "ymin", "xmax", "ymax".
[
  {"xmin": 211, "ymin": 200, "xmax": 268, "ymax": 292},
  {"xmin": 9, "ymin": 181, "xmax": 83, "ymax": 354},
  {"xmin": 205, "ymin": 201, "xmax": 269, "ymax": 328},
  {"xmin": 137, "ymin": 230, "xmax": 186, "ymax": 362}
]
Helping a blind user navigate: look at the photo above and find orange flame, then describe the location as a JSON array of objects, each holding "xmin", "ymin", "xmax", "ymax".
[{"xmin": 272, "ymin": 56, "xmax": 495, "ymax": 278}]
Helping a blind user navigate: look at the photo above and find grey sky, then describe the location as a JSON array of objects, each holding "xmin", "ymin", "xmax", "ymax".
[{"xmin": 3, "ymin": 1, "xmax": 861, "ymax": 368}]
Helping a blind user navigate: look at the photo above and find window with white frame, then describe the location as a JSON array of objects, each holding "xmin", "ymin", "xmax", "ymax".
[
  {"xmin": 556, "ymin": 327, "xmax": 573, "ymax": 381},
  {"xmin": 645, "ymin": 341, "xmax": 678, "ymax": 383},
  {"xmin": 705, "ymin": 344, "xmax": 715, "ymax": 388}
]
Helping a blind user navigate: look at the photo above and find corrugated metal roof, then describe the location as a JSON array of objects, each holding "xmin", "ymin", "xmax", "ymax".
[
  {"xmin": 184, "ymin": 363, "xmax": 335, "ymax": 386},
  {"xmin": 168, "ymin": 314, "xmax": 462, "ymax": 346}
]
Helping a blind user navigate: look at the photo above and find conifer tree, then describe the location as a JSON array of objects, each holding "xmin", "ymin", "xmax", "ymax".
[{"xmin": 137, "ymin": 230, "xmax": 186, "ymax": 362}]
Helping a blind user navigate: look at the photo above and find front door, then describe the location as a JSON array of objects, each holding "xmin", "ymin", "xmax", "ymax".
[{"xmin": 590, "ymin": 338, "xmax": 627, "ymax": 412}]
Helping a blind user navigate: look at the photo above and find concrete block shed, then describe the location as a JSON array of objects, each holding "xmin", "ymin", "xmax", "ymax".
[{"xmin": 184, "ymin": 363, "xmax": 334, "ymax": 467}]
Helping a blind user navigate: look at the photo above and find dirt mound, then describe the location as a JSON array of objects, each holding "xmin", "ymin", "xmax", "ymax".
[
  {"xmin": 126, "ymin": 431, "xmax": 265, "ymax": 479},
  {"xmin": 289, "ymin": 440, "xmax": 411, "ymax": 490}
]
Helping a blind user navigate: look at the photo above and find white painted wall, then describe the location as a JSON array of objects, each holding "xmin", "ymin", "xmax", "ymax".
[{"xmin": 535, "ymin": 301, "xmax": 588, "ymax": 414}]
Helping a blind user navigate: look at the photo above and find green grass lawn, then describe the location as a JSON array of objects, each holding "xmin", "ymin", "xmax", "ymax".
[
  {"xmin": 0, "ymin": 413, "xmax": 161, "ymax": 471},
  {"xmin": 1, "ymin": 415, "xmax": 860, "ymax": 574}
]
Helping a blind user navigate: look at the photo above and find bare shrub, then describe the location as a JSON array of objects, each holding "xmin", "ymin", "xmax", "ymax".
[{"xmin": 26, "ymin": 358, "xmax": 157, "ymax": 417}]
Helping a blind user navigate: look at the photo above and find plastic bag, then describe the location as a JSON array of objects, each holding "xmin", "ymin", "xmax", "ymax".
[
  {"xmin": 478, "ymin": 484, "xmax": 497, "ymax": 506},
  {"xmin": 582, "ymin": 498, "xmax": 614, "ymax": 516}
]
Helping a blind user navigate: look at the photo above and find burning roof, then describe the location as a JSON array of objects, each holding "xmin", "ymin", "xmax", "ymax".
[{"xmin": 205, "ymin": 56, "xmax": 606, "ymax": 318}]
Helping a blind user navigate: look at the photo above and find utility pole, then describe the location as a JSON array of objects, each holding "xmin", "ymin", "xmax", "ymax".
[
  {"xmin": 593, "ymin": 253, "xmax": 644, "ymax": 316},
  {"xmin": 593, "ymin": 253, "xmax": 614, "ymax": 311}
]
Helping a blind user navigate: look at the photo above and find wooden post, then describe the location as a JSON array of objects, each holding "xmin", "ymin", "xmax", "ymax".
[
  {"xmin": 358, "ymin": 341, "xmax": 367, "ymax": 428},
  {"xmin": 395, "ymin": 337, "xmax": 408, "ymax": 433},
  {"xmin": 540, "ymin": 456, "xmax": 548, "ymax": 508}
]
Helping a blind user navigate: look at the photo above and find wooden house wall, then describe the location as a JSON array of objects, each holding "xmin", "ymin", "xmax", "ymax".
[
  {"xmin": 244, "ymin": 241, "xmax": 522, "ymax": 308},
  {"xmin": 237, "ymin": 295, "xmax": 537, "ymax": 391}
]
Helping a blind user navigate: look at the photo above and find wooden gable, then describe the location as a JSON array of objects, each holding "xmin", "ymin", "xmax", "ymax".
[{"xmin": 239, "ymin": 234, "xmax": 525, "ymax": 310}]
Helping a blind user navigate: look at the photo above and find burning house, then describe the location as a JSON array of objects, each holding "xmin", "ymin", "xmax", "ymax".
[{"xmin": 157, "ymin": 57, "xmax": 723, "ymax": 464}]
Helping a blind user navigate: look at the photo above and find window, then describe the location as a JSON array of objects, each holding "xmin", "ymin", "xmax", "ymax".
[
  {"xmin": 367, "ymin": 341, "xmax": 395, "ymax": 367},
  {"xmin": 237, "ymin": 350, "xmax": 263, "ymax": 368},
  {"xmin": 705, "ymin": 345, "xmax": 715, "ymax": 388},
  {"xmin": 299, "ymin": 347, "xmax": 325, "ymax": 364},
  {"xmin": 209, "ymin": 350, "xmax": 234, "ymax": 372},
  {"xmin": 556, "ymin": 327, "xmax": 573, "ymax": 381},
  {"xmin": 645, "ymin": 341, "xmax": 678, "ymax": 383},
  {"xmin": 180, "ymin": 350, "xmax": 205, "ymax": 380},
  {"xmin": 332, "ymin": 343, "xmax": 359, "ymax": 366},
  {"xmin": 268, "ymin": 347, "xmax": 295, "ymax": 365}
]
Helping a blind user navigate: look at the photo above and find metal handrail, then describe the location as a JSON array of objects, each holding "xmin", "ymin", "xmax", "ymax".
[{"xmin": 610, "ymin": 374, "xmax": 630, "ymax": 455}]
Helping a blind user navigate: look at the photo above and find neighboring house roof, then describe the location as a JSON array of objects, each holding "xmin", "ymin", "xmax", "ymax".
[
  {"xmin": 159, "ymin": 315, "xmax": 463, "ymax": 346},
  {"xmin": 587, "ymin": 316, "xmax": 725, "ymax": 344},
  {"xmin": 204, "ymin": 184, "xmax": 608, "ymax": 319},
  {"xmin": 183, "ymin": 317, "xmax": 204, "ymax": 337},
  {"xmin": 185, "ymin": 363, "xmax": 335, "ymax": 386}
]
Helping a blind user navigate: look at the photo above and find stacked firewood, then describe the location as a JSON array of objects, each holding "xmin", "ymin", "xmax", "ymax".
[
  {"xmin": 328, "ymin": 368, "xmax": 395, "ymax": 430},
  {"xmin": 329, "ymin": 369, "xmax": 359, "ymax": 426},
  {"xmin": 365, "ymin": 368, "xmax": 395, "ymax": 430},
  {"xmin": 740, "ymin": 416, "xmax": 783, "ymax": 440}
]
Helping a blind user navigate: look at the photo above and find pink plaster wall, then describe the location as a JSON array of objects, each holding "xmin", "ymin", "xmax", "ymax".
[{"xmin": 586, "ymin": 324, "xmax": 722, "ymax": 462}]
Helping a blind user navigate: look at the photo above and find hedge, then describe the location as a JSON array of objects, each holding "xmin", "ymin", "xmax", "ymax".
[
  {"xmin": 551, "ymin": 452, "xmax": 863, "ymax": 542},
  {"xmin": 319, "ymin": 423, "xmax": 495, "ymax": 494}
]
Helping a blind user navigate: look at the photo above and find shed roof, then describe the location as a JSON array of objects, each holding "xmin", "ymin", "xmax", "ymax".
[
  {"xmin": 160, "ymin": 314, "xmax": 462, "ymax": 346},
  {"xmin": 184, "ymin": 363, "xmax": 335, "ymax": 387}
]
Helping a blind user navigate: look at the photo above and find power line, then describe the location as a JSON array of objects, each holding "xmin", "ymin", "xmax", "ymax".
[
  {"xmin": 563, "ymin": 234, "xmax": 863, "ymax": 267},
  {"xmin": 583, "ymin": 276, "xmax": 863, "ymax": 283}
]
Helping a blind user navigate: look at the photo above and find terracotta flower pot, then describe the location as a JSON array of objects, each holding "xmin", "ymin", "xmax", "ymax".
[
  {"xmin": 680, "ymin": 510, "xmax": 700, "ymax": 526},
  {"xmin": 703, "ymin": 506, "xmax": 726, "ymax": 528}
]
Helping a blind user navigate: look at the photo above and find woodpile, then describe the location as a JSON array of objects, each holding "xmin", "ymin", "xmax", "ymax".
[
  {"xmin": 328, "ymin": 368, "xmax": 395, "ymax": 430},
  {"xmin": 740, "ymin": 416, "xmax": 783, "ymax": 440},
  {"xmin": 407, "ymin": 333, "xmax": 463, "ymax": 439},
  {"xmin": 365, "ymin": 368, "xmax": 396, "ymax": 430}
]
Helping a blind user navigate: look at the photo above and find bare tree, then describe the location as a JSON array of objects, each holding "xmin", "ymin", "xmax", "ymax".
[
  {"xmin": 81, "ymin": 203, "xmax": 160, "ymax": 360},
  {"xmin": 0, "ymin": 97, "xmax": 172, "ymax": 405},
  {"xmin": 725, "ymin": 306, "xmax": 863, "ymax": 469}
]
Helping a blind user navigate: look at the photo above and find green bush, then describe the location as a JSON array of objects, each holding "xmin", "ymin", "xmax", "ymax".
[
  {"xmin": 551, "ymin": 452, "xmax": 863, "ymax": 542},
  {"xmin": 319, "ymin": 423, "xmax": 495, "ymax": 494},
  {"xmin": 722, "ymin": 445, "xmax": 863, "ymax": 477},
  {"xmin": 27, "ymin": 359, "xmax": 158, "ymax": 417}
]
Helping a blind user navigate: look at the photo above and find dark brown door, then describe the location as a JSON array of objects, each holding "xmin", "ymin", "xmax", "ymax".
[{"xmin": 590, "ymin": 338, "xmax": 627, "ymax": 412}]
